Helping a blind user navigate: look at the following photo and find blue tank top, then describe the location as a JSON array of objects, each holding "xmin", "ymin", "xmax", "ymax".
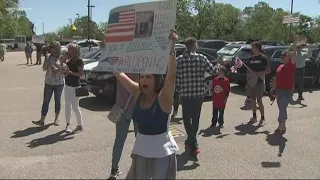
[{"xmin": 132, "ymin": 95, "xmax": 169, "ymax": 135}]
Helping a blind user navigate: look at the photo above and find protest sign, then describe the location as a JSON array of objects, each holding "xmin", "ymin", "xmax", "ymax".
[
  {"xmin": 31, "ymin": 35, "xmax": 45, "ymax": 44},
  {"xmin": 97, "ymin": 0, "xmax": 177, "ymax": 74}
]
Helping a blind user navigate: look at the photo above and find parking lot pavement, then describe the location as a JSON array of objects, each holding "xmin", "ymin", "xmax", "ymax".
[{"xmin": 0, "ymin": 52, "xmax": 319, "ymax": 179}]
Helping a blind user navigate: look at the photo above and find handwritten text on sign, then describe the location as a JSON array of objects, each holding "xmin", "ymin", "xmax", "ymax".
[{"xmin": 98, "ymin": 0, "xmax": 177, "ymax": 74}]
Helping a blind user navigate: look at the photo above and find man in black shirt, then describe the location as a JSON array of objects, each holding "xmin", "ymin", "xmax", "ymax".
[
  {"xmin": 34, "ymin": 43, "xmax": 43, "ymax": 65},
  {"xmin": 246, "ymin": 41, "xmax": 270, "ymax": 124}
]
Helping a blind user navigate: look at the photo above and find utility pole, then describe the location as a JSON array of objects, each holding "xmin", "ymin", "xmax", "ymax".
[
  {"xmin": 42, "ymin": 22, "xmax": 44, "ymax": 35},
  {"xmin": 289, "ymin": 0, "xmax": 294, "ymax": 42},
  {"xmin": 87, "ymin": 0, "xmax": 90, "ymax": 41},
  {"xmin": 76, "ymin": 13, "xmax": 80, "ymax": 19},
  {"xmin": 87, "ymin": 0, "xmax": 95, "ymax": 51}
]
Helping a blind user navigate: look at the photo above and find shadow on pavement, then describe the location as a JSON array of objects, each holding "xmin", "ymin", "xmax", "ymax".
[
  {"xmin": 26, "ymin": 130, "xmax": 74, "ymax": 148},
  {"xmin": 176, "ymin": 151, "xmax": 200, "ymax": 171},
  {"xmin": 198, "ymin": 126, "xmax": 222, "ymax": 137},
  {"xmin": 231, "ymin": 85, "xmax": 247, "ymax": 96},
  {"xmin": 261, "ymin": 161, "xmax": 281, "ymax": 168},
  {"xmin": 234, "ymin": 122, "xmax": 269, "ymax": 136},
  {"xmin": 11, "ymin": 123, "xmax": 54, "ymax": 138},
  {"xmin": 265, "ymin": 132, "xmax": 288, "ymax": 157},
  {"xmin": 79, "ymin": 97, "xmax": 113, "ymax": 112},
  {"xmin": 289, "ymin": 99, "xmax": 307, "ymax": 108}
]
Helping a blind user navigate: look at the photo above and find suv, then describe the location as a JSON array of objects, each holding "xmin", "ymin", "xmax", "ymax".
[
  {"xmin": 217, "ymin": 43, "xmax": 247, "ymax": 69},
  {"xmin": 87, "ymin": 47, "xmax": 218, "ymax": 102},
  {"xmin": 229, "ymin": 45, "xmax": 319, "ymax": 92},
  {"xmin": 197, "ymin": 40, "xmax": 227, "ymax": 50}
]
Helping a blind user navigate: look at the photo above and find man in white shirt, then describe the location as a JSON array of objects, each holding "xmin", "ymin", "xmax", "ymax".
[{"xmin": 293, "ymin": 43, "xmax": 311, "ymax": 101}]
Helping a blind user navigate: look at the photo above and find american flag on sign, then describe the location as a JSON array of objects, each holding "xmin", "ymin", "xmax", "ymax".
[
  {"xmin": 230, "ymin": 58, "xmax": 243, "ymax": 73},
  {"xmin": 104, "ymin": 57, "xmax": 119, "ymax": 65},
  {"xmin": 104, "ymin": 10, "xmax": 136, "ymax": 43}
]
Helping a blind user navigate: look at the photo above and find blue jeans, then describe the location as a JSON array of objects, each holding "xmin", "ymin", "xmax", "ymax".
[
  {"xmin": 41, "ymin": 84, "xmax": 64, "ymax": 117},
  {"xmin": 111, "ymin": 109, "xmax": 137, "ymax": 170},
  {"xmin": 276, "ymin": 89, "xmax": 292, "ymax": 123}
]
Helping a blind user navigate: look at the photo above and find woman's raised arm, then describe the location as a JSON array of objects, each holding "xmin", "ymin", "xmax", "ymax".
[
  {"xmin": 114, "ymin": 72, "xmax": 141, "ymax": 98},
  {"xmin": 159, "ymin": 30, "xmax": 178, "ymax": 113}
]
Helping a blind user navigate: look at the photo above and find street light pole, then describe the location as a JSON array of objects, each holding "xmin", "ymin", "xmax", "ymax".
[
  {"xmin": 42, "ymin": 22, "xmax": 44, "ymax": 35},
  {"xmin": 289, "ymin": 0, "xmax": 294, "ymax": 42},
  {"xmin": 87, "ymin": 0, "xmax": 90, "ymax": 41}
]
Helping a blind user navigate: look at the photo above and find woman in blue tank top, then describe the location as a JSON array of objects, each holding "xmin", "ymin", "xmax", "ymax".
[{"xmin": 114, "ymin": 31, "xmax": 179, "ymax": 179}]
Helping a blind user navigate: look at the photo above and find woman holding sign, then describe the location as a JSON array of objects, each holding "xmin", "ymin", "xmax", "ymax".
[{"xmin": 114, "ymin": 30, "xmax": 178, "ymax": 179}]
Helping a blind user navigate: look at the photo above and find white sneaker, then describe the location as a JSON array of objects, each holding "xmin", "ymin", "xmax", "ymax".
[
  {"xmin": 65, "ymin": 125, "xmax": 72, "ymax": 133},
  {"xmin": 54, "ymin": 119, "xmax": 60, "ymax": 126},
  {"xmin": 72, "ymin": 126, "xmax": 83, "ymax": 133}
]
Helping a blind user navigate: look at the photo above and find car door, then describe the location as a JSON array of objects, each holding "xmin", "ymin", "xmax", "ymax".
[
  {"xmin": 270, "ymin": 49, "xmax": 284, "ymax": 73},
  {"xmin": 304, "ymin": 52, "xmax": 317, "ymax": 79}
]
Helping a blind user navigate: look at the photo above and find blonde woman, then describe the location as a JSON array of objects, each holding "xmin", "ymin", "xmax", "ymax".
[
  {"xmin": 32, "ymin": 41, "xmax": 65, "ymax": 126},
  {"xmin": 61, "ymin": 44, "xmax": 84, "ymax": 133}
]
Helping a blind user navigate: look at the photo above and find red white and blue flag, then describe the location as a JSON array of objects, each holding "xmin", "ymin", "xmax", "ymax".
[
  {"xmin": 104, "ymin": 10, "xmax": 136, "ymax": 43},
  {"xmin": 230, "ymin": 58, "xmax": 243, "ymax": 73}
]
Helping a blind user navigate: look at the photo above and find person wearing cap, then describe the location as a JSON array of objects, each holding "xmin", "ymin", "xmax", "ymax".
[
  {"xmin": 271, "ymin": 40, "xmax": 297, "ymax": 134},
  {"xmin": 293, "ymin": 36, "xmax": 312, "ymax": 101}
]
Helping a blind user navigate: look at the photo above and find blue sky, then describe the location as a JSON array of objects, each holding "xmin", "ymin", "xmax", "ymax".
[{"xmin": 20, "ymin": 0, "xmax": 320, "ymax": 34}]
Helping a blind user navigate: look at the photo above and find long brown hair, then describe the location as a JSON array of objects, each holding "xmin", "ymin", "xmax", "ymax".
[{"xmin": 139, "ymin": 74, "xmax": 164, "ymax": 94}]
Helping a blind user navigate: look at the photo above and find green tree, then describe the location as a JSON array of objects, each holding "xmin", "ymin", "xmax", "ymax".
[{"xmin": 0, "ymin": 0, "xmax": 33, "ymax": 38}]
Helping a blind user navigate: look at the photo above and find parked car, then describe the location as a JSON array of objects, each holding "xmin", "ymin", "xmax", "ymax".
[
  {"xmin": 217, "ymin": 43, "xmax": 247, "ymax": 69},
  {"xmin": 81, "ymin": 61, "xmax": 100, "ymax": 85},
  {"xmin": 245, "ymin": 38, "xmax": 284, "ymax": 46},
  {"xmin": 197, "ymin": 39, "xmax": 227, "ymax": 50},
  {"xmin": 87, "ymin": 48, "xmax": 219, "ymax": 102},
  {"xmin": 81, "ymin": 48, "xmax": 101, "ymax": 65},
  {"xmin": 62, "ymin": 39, "xmax": 101, "ymax": 55},
  {"xmin": 229, "ymin": 45, "xmax": 319, "ymax": 92}
]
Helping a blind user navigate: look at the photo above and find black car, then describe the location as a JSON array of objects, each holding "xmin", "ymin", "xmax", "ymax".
[
  {"xmin": 87, "ymin": 48, "xmax": 218, "ymax": 102},
  {"xmin": 197, "ymin": 40, "xmax": 227, "ymax": 51},
  {"xmin": 229, "ymin": 45, "xmax": 319, "ymax": 92}
]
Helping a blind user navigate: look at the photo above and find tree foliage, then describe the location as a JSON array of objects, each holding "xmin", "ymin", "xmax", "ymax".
[
  {"xmin": 40, "ymin": 0, "xmax": 320, "ymax": 44},
  {"xmin": 174, "ymin": 0, "xmax": 318, "ymax": 43},
  {"xmin": 0, "ymin": 0, "xmax": 33, "ymax": 38}
]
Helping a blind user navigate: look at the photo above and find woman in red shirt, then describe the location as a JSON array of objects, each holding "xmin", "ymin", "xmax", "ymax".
[{"xmin": 272, "ymin": 44, "xmax": 296, "ymax": 134}]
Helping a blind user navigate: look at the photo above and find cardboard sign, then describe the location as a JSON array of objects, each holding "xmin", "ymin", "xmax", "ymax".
[
  {"xmin": 31, "ymin": 35, "xmax": 45, "ymax": 44},
  {"xmin": 97, "ymin": 0, "xmax": 177, "ymax": 74}
]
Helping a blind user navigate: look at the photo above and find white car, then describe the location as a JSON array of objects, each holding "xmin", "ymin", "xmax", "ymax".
[
  {"xmin": 80, "ymin": 61, "xmax": 99, "ymax": 84},
  {"xmin": 62, "ymin": 39, "xmax": 101, "ymax": 55},
  {"xmin": 81, "ymin": 49, "xmax": 101, "ymax": 65}
]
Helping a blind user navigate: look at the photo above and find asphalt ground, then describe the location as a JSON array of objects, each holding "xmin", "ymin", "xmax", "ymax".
[{"xmin": 0, "ymin": 52, "xmax": 319, "ymax": 179}]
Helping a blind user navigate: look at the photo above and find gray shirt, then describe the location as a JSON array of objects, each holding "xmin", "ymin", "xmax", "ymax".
[
  {"xmin": 294, "ymin": 50, "xmax": 311, "ymax": 68},
  {"xmin": 44, "ymin": 55, "xmax": 65, "ymax": 85}
]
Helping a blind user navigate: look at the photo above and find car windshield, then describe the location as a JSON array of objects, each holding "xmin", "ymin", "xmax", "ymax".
[
  {"xmin": 81, "ymin": 49, "xmax": 100, "ymax": 59},
  {"xmin": 235, "ymin": 48, "xmax": 252, "ymax": 60},
  {"xmin": 217, "ymin": 46, "xmax": 240, "ymax": 56}
]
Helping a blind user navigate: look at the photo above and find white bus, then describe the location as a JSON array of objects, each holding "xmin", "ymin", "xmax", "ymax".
[
  {"xmin": 0, "ymin": 39, "xmax": 15, "ymax": 49},
  {"xmin": 14, "ymin": 35, "xmax": 27, "ymax": 49}
]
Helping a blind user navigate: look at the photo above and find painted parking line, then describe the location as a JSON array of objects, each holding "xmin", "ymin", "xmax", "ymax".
[{"xmin": 169, "ymin": 126, "xmax": 186, "ymax": 143}]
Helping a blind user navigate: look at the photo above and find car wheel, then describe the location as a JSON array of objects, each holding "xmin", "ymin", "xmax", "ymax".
[
  {"xmin": 267, "ymin": 75, "xmax": 275, "ymax": 92},
  {"xmin": 7, "ymin": 46, "xmax": 12, "ymax": 50},
  {"xmin": 204, "ymin": 76, "xmax": 212, "ymax": 98}
]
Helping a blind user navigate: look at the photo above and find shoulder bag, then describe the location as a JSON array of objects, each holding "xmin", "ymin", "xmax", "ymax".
[
  {"xmin": 108, "ymin": 95, "xmax": 132, "ymax": 123},
  {"xmin": 76, "ymin": 85, "xmax": 89, "ymax": 97}
]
